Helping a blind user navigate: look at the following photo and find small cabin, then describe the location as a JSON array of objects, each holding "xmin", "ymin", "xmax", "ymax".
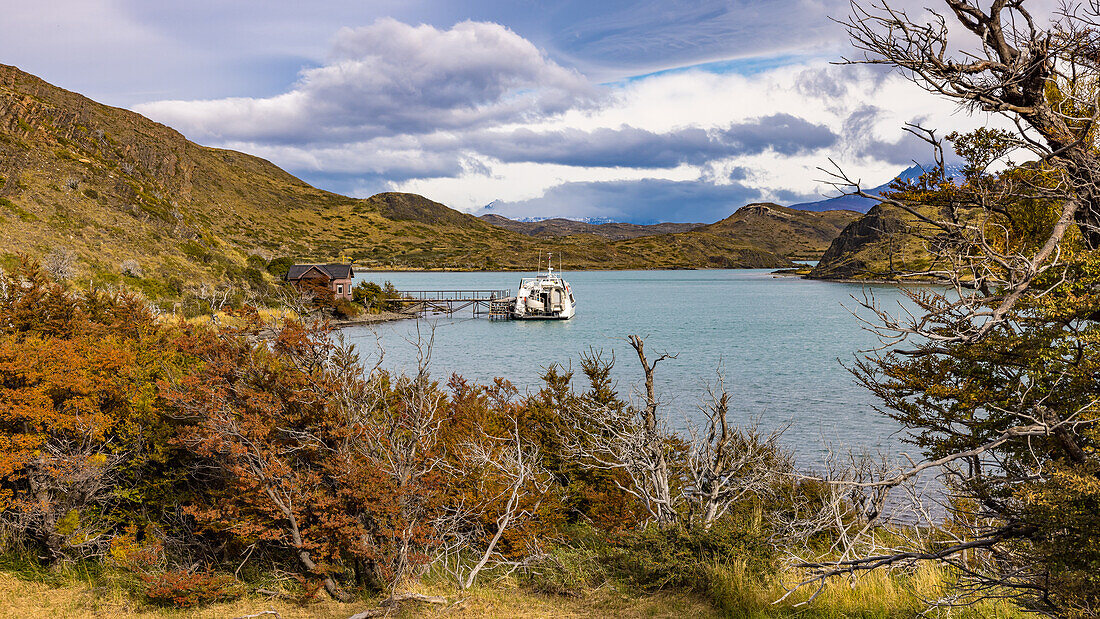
[{"xmin": 284, "ymin": 264, "xmax": 354, "ymax": 300}]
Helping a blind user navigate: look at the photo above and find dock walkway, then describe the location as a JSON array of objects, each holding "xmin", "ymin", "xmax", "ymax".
[{"xmin": 394, "ymin": 290, "xmax": 511, "ymax": 317}]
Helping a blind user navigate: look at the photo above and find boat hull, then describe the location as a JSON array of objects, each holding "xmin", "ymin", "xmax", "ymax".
[{"xmin": 511, "ymin": 313, "xmax": 573, "ymax": 320}]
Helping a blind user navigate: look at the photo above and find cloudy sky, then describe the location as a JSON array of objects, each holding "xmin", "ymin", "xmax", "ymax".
[{"xmin": 2, "ymin": 0, "xmax": 1023, "ymax": 222}]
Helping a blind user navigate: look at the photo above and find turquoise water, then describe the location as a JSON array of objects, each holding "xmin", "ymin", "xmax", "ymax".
[{"xmin": 344, "ymin": 269, "xmax": 918, "ymax": 465}]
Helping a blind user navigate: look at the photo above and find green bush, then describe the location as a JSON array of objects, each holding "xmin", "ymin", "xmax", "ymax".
[
  {"xmin": 611, "ymin": 521, "xmax": 775, "ymax": 593},
  {"xmin": 524, "ymin": 545, "xmax": 608, "ymax": 596},
  {"xmin": 265, "ymin": 256, "xmax": 297, "ymax": 278},
  {"xmin": 246, "ymin": 254, "xmax": 267, "ymax": 270},
  {"xmin": 179, "ymin": 240, "xmax": 212, "ymax": 264},
  {"xmin": 352, "ymin": 280, "xmax": 400, "ymax": 312},
  {"xmin": 333, "ymin": 298, "xmax": 361, "ymax": 319},
  {"xmin": 0, "ymin": 197, "xmax": 37, "ymax": 222},
  {"xmin": 244, "ymin": 267, "xmax": 267, "ymax": 292}
]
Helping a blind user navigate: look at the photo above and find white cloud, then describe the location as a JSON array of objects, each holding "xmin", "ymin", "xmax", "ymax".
[
  {"xmin": 131, "ymin": 18, "xmax": 1002, "ymax": 222},
  {"xmin": 392, "ymin": 63, "xmax": 993, "ymax": 214},
  {"xmin": 135, "ymin": 19, "xmax": 597, "ymax": 144}
]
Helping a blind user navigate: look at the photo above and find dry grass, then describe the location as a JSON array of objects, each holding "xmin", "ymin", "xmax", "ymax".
[
  {"xmin": 0, "ymin": 571, "xmax": 352, "ymax": 619},
  {"xmin": 766, "ymin": 563, "xmax": 1026, "ymax": 618},
  {"xmin": 171, "ymin": 307, "xmax": 300, "ymax": 329},
  {"xmin": 0, "ymin": 562, "xmax": 1029, "ymax": 619},
  {"xmin": 0, "ymin": 571, "xmax": 714, "ymax": 619}
]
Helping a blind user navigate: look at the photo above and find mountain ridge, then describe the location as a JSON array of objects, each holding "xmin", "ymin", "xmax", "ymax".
[{"xmin": 0, "ymin": 64, "xmax": 861, "ymax": 304}]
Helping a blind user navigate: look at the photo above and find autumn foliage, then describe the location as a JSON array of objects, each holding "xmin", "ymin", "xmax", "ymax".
[
  {"xmin": 0, "ymin": 259, "xmax": 800, "ymax": 609},
  {"xmin": 0, "ymin": 261, "xmax": 182, "ymax": 561}
]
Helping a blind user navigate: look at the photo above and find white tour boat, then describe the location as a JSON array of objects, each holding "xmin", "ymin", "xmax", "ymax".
[{"xmin": 512, "ymin": 253, "xmax": 576, "ymax": 320}]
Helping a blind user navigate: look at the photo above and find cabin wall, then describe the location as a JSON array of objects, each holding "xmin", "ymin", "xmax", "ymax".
[{"xmin": 331, "ymin": 278, "xmax": 352, "ymax": 300}]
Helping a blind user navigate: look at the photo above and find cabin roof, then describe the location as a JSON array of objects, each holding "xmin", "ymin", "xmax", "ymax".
[{"xmin": 285, "ymin": 263, "xmax": 354, "ymax": 281}]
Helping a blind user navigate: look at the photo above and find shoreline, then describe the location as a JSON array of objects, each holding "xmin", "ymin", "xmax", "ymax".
[
  {"xmin": 771, "ymin": 268, "xmax": 945, "ymax": 286},
  {"xmin": 803, "ymin": 275, "xmax": 946, "ymax": 286},
  {"xmin": 328, "ymin": 310, "xmax": 412, "ymax": 328}
]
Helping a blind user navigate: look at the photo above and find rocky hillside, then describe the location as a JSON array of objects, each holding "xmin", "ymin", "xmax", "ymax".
[
  {"xmin": 0, "ymin": 64, "xmax": 865, "ymax": 304},
  {"xmin": 482, "ymin": 205, "xmax": 860, "ymax": 260},
  {"xmin": 808, "ymin": 202, "xmax": 941, "ymax": 280},
  {"xmin": 0, "ymin": 63, "xmax": 368, "ymax": 300}
]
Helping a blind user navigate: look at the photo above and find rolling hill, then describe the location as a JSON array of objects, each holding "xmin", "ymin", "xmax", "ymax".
[
  {"xmin": 482, "ymin": 206, "xmax": 859, "ymax": 260},
  {"xmin": 695, "ymin": 203, "xmax": 860, "ymax": 260}
]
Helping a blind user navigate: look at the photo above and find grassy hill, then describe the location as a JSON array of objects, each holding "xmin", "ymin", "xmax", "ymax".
[
  {"xmin": 0, "ymin": 64, "xmax": 858, "ymax": 306},
  {"xmin": 697, "ymin": 203, "xmax": 860, "ymax": 260}
]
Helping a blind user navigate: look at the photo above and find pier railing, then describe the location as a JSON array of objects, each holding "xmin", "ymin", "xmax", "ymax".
[
  {"xmin": 395, "ymin": 290, "xmax": 511, "ymax": 301},
  {"xmin": 392, "ymin": 290, "xmax": 514, "ymax": 317}
]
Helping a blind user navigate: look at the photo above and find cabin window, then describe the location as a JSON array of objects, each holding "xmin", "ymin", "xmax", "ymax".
[{"xmin": 337, "ymin": 284, "xmax": 344, "ymax": 295}]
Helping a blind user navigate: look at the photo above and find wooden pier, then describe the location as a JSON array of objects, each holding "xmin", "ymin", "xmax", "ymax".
[
  {"xmin": 393, "ymin": 290, "xmax": 512, "ymax": 318},
  {"xmin": 489, "ymin": 297, "xmax": 516, "ymax": 320}
]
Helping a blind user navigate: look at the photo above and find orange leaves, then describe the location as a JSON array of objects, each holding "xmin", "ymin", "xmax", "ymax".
[
  {"xmin": 0, "ymin": 260, "xmax": 177, "ymax": 560},
  {"xmin": 0, "ymin": 334, "xmax": 131, "ymax": 437},
  {"xmin": 142, "ymin": 569, "xmax": 242, "ymax": 608}
]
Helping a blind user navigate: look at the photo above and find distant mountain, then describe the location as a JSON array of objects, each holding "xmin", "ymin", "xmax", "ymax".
[
  {"xmin": 479, "ymin": 200, "xmax": 617, "ymax": 225},
  {"xmin": 514, "ymin": 215, "xmax": 617, "ymax": 225},
  {"xmin": 483, "ymin": 203, "xmax": 860, "ymax": 260},
  {"xmin": 480, "ymin": 214, "xmax": 703, "ymax": 240},
  {"xmin": 790, "ymin": 164, "xmax": 965, "ymax": 213}
]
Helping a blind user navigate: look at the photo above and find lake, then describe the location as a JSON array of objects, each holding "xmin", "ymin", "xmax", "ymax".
[{"xmin": 344, "ymin": 269, "xmax": 920, "ymax": 466}]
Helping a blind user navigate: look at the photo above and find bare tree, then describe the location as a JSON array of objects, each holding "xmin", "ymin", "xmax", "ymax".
[
  {"xmin": 350, "ymin": 327, "xmax": 449, "ymax": 595},
  {"xmin": 564, "ymin": 336, "xmax": 681, "ymax": 526},
  {"xmin": 43, "ymin": 248, "xmax": 77, "ymax": 281},
  {"xmin": 438, "ymin": 415, "xmax": 552, "ymax": 590},
  {"xmin": 794, "ymin": 4, "xmax": 1100, "ymax": 612},
  {"xmin": 196, "ymin": 283, "xmax": 232, "ymax": 324},
  {"xmin": 686, "ymin": 375, "xmax": 790, "ymax": 529},
  {"xmin": 818, "ymin": 0, "xmax": 1100, "ymax": 347},
  {"xmin": 840, "ymin": 0, "xmax": 1100, "ymax": 246}
]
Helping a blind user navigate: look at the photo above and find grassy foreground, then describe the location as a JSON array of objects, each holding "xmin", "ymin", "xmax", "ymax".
[{"xmin": 0, "ymin": 559, "xmax": 1027, "ymax": 618}]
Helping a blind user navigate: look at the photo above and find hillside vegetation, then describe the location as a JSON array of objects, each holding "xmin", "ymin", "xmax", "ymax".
[
  {"xmin": 0, "ymin": 64, "xmax": 859, "ymax": 306},
  {"xmin": 696, "ymin": 203, "xmax": 859, "ymax": 260},
  {"xmin": 483, "ymin": 204, "xmax": 860, "ymax": 261}
]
